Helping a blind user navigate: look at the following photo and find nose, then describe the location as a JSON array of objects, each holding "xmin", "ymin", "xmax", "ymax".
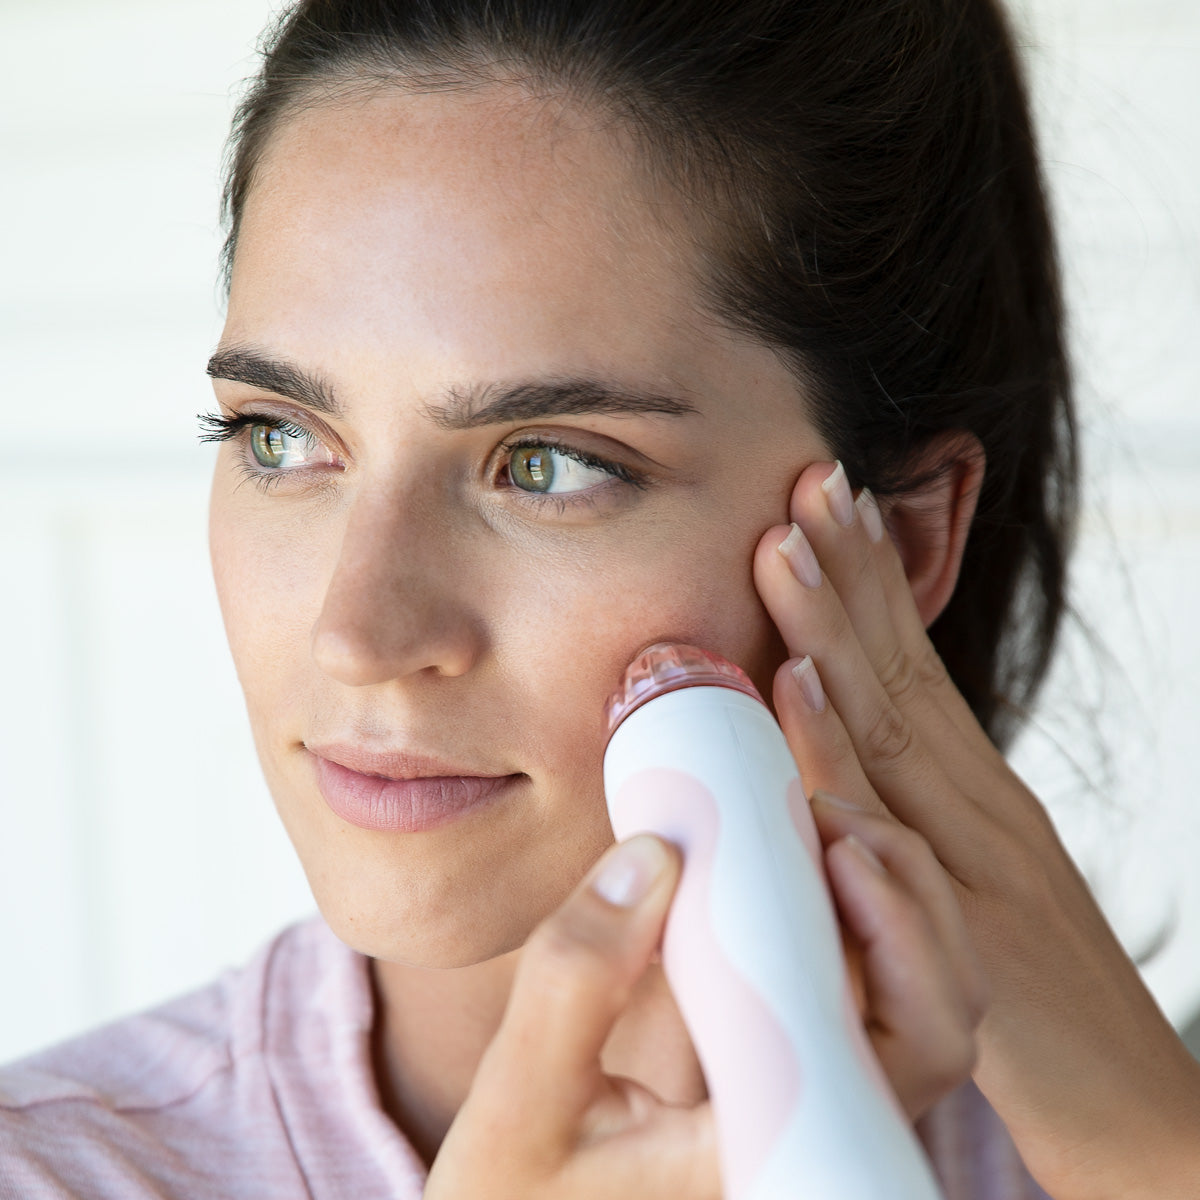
[{"xmin": 310, "ymin": 487, "xmax": 484, "ymax": 686}]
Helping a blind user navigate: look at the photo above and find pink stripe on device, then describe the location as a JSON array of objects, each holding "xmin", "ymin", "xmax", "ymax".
[{"xmin": 611, "ymin": 766, "xmax": 802, "ymax": 1193}]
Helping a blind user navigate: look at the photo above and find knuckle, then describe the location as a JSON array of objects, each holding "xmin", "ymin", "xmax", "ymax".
[
  {"xmin": 525, "ymin": 911, "xmax": 611, "ymax": 993},
  {"xmin": 939, "ymin": 1022, "xmax": 979, "ymax": 1085},
  {"xmin": 876, "ymin": 647, "xmax": 919, "ymax": 703},
  {"xmin": 967, "ymin": 817, "xmax": 1040, "ymax": 899},
  {"xmin": 862, "ymin": 700, "xmax": 917, "ymax": 768},
  {"xmin": 916, "ymin": 645, "xmax": 951, "ymax": 690},
  {"xmin": 917, "ymin": 1004, "xmax": 979, "ymax": 1094},
  {"xmin": 822, "ymin": 729, "xmax": 867, "ymax": 780}
]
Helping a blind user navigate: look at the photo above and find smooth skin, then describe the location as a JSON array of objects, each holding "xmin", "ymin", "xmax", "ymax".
[{"xmin": 207, "ymin": 82, "xmax": 1200, "ymax": 1198}]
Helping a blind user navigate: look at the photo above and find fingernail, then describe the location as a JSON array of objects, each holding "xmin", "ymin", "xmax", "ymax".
[
  {"xmin": 843, "ymin": 834, "xmax": 887, "ymax": 876},
  {"xmin": 821, "ymin": 461, "xmax": 856, "ymax": 527},
  {"xmin": 791, "ymin": 654, "xmax": 826, "ymax": 712},
  {"xmin": 777, "ymin": 523, "xmax": 822, "ymax": 588},
  {"xmin": 592, "ymin": 835, "xmax": 669, "ymax": 907},
  {"xmin": 856, "ymin": 489, "xmax": 885, "ymax": 543},
  {"xmin": 811, "ymin": 788, "xmax": 866, "ymax": 812}
]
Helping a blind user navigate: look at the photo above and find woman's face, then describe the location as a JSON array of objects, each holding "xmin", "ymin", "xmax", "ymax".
[{"xmin": 209, "ymin": 85, "xmax": 826, "ymax": 967}]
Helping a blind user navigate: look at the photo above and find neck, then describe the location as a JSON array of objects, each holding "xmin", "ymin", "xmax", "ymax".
[{"xmin": 369, "ymin": 949, "xmax": 706, "ymax": 1169}]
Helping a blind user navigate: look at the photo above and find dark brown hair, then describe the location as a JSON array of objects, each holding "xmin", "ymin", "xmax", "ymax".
[{"xmin": 220, "ymin": 0, "xmax": 1077, "ymax": 748}]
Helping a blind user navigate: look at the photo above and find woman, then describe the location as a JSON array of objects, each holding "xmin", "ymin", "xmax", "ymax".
[{"xmin": 3, "ymin": 1, "xmax": 1198, "ymax": 1197}]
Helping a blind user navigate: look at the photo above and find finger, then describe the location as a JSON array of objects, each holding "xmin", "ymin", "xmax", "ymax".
[
  {"xmin": 825, "ymin": 832, "xmax": 981, "ymax": 1120},
  {"xmin": 786, "ymin": 461, "xmax": 983, "ymax": 763},
  {"xmin": 483, "ymin": 835, "xmax": 681, "ymax": 1144},
  {"xmin": 571, "ymin": 1088, "xmax": 722, "ymax": 1200},
  {"xmin": 811, "ymin": 791, "xmax": 990, "ymax": 1027},
  {"xmin": 785, "ymin": 460, "xmax": 902, "ymax": 677},
  {"xmin": 770, "ymin": 471, "xmax": 1038, "ymax": 858},
  {"xmin": 754, "ymin": 519, "xmax": 982, "ymax": 856},
  {"xmin": 771, "ymin": 654, "xmax": 890, "ymax": 821}
]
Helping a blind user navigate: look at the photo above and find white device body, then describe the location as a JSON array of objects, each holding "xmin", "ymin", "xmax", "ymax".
[{"xmin": 604, "ymin": 684, "xmax": 943, "ymax": 1200}]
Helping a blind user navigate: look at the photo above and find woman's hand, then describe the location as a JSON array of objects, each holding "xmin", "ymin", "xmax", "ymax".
[
  {"xmin": 754, "ymin": 459, "xmax": 1200, "ymax": 1200},
  {"xmin": 807, "ymin": 786, "xmax": 988, "ymax": 1122},
  {"xmin": 424, "ymin": 807, "xmax": 985, "ymax": 1199},
  {"xmin": 423, "ymin": 834, "xmax": 721, "ymax": 1200}
]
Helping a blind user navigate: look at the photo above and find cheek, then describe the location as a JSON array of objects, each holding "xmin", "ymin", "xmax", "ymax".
[
  {"xmin": 208, "ymin": 482, "xmax": 330, "ymax": 711},
  {"xmin": 496, "ymin": 516, "xmax": 783, "ymax": 768}
]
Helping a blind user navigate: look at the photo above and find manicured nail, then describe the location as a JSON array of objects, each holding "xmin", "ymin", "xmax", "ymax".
[
  {"xmin": 791, "ymin": 655, "xmax": 826, "ymax": 712},
  {"xmin": 843, "ymin": 834, "xmax": 887, "ymax": 876},
  {"xmin": 592, "ymin": 835, "xmax": 669, "ymax": 907},
  {"xmin": 777, "ymin": 523, "xmax": 822, "ymax": 588},
  {"xmin": 811, "ymin": 788, "xmax": 867, "ymax": 812},
  {"xmin": 856, "ymin": 488, "xmax": 885, "ymax": 543},
  {"xmin": 821, "ymin": 461, "xmax": 856, "ymax": 527}
]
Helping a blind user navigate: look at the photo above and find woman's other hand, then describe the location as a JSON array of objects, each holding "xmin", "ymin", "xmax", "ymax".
[
  {"xmin": 755, "ymin": 460, "xmax": 1200, "ymax": 1200},
  {"xmin": 423, "ymin": 834, "xmax": 721, "ymax": 1200},
  {"xmin": 423, "ymin": 813, "xmax": 983, "ymax": 1199},
  {"xmin": 809, "ymin": 785, "xmax": 987, "ymax": 1121}
]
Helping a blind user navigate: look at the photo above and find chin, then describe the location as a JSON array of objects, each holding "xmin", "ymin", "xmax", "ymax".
[{"xmin": 311, "ymin": 876, "xmax": 533, "ymax": 969}]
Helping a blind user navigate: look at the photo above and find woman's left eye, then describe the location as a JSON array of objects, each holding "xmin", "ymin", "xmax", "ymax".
[{"xmin": 503, "ymin": 442, "xmax": 626, "ymax": 495}]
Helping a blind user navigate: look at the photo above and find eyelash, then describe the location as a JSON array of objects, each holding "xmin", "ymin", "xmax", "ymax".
[
  {"xmin": 197, "ymin": 410, "xmax": 327, "ymax": 493},
  {"xmin": 196, "ymin": 411, "xmax": 646, "ymax": 506}
]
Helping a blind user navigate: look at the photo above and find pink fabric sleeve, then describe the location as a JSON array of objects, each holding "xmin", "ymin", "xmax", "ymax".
[{"xmin": 0, "ymin": 919, "xmax": 427, "ymax": 1199}]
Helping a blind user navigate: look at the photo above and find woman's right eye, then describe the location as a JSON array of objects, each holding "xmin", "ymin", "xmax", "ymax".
[
  {"xmin": 197, "ymin": 411, "xmax": 342, "ymax": 484},
  {"xmin": 246, "ymin": 420, "xmax": 325, "ymax": 470}
]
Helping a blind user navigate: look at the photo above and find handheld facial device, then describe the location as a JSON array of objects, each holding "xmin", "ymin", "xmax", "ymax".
[{"xmin": 602, "ymin": 642, "xmax": 943, "ymax": 1200}]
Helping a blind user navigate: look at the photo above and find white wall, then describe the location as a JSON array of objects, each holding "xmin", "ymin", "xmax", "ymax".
[
  {"xmin": 1, "ymin": 0, "xmax": 316, "ymax": 1060},
  {"xmin": 1, "ymin": 0, "xmax": 1197, "ymax": 1064}
]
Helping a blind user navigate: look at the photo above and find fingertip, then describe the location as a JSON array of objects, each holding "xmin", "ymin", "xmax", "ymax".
[
  {"xmin": 824, "ymin": 833, "xmax": 897, "ymax": 944},
  {"xmin": 809, "ymin": 785, "xmax": 894, "ymax": 826},
  {"xmin": 809, "ymin": 791, "xmax": 873, "ymax": 840},
  {"xmin": 855, "ymin": 489, "xmax": 886, "ymax": 543},
  {"xmin": 790, "ymin": 654, "xmax": 827, "ymax": 712},
  {"xmin": 825, "ymin": 833, "xmax": 890, "ymax": 908},
  {"xmin": 785, "ymin": 459, "xmax": 840, "ymax": 521},
  {"xmin": 753, "ymin": 522, "xmax": 801, "ymax": 586},
  {"xmin": 811, "ymin": 788, "xmax": 868, "ymax": 814},
  {"xmin": 590, "ymin": 834, "xmax": 675, "ymax": 909},
  {"xmin": 842, "ymin": 833, "xmax": 888, "ymax": 877}
]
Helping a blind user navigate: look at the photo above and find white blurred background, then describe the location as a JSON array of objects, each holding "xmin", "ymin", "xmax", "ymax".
[{"xmin": 0, "ymin": 0, "xmax": 1198, "ymax": 1064}]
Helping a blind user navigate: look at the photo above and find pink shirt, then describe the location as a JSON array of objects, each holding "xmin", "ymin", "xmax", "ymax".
[{"xmin": 0, "ymin": 917, "xmax": 1049, "ymax": 1198}]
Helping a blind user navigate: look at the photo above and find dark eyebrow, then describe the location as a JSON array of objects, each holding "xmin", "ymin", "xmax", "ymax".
[
  {"xmin": 206, "ymin": 346, "xmax": 343, "ymax": 418},
  {"xmin": 423, "ymin": 380, "xmax": 699, "ymax": 429},
  {"xmin": 206, "ymin": 345, "xmax": 699, "ymax": 427}
]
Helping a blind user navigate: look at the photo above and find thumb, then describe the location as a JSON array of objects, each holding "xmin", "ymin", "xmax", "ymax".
[{"xmin": 482, "ymin": 834, "xmax": 681, "ymax": 1143}]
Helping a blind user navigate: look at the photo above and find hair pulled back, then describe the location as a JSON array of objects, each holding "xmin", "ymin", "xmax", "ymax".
[{"xmin": 220, "ymin": 0, "xmax": 1077, "ymax": 748}]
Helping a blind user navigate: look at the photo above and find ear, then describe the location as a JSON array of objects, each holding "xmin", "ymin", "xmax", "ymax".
[{"xmin": 881, "ymin": 434, "xmax": 985, "ymax": 629}]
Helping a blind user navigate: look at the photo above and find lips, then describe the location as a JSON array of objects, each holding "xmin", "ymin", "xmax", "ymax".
[{"xmin": 307, "ymin": 743, "xmax": 522, "ymax": 833}]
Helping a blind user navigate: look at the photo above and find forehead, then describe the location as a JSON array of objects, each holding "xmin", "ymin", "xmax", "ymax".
[
  {"xmin": 231, "ymin": 87, "xmax": 697, "ymax": 358},
  {"xmin": 224, "ymin": 82, "xmax": 808, "ymax": 437}
]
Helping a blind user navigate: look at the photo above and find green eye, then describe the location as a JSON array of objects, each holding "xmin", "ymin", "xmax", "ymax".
[
  {"xmin": 248, "ymin": 422, "xmax": 320, "ymax": 470},
  {"xmin": 508, "ymin": 444, "xmax": 616, "ymax": 494},
  {"xmin": 510, "ymin": 446, "xmax": 553, "ymax": 490}
]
